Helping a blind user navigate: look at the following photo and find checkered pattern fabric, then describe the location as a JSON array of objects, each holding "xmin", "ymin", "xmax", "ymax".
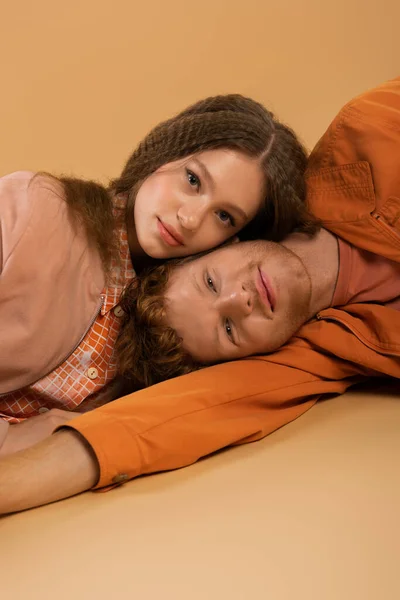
[{"xmin": 0, "ymin": 195, "xmax": 135, "ymax": 423}]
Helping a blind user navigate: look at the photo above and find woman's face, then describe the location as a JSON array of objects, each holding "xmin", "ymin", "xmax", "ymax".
[{"xmin": 130, "ymin": 149, "xmax": 265, "ymax": 259}]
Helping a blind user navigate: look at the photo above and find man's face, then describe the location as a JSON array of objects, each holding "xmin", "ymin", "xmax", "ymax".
[{"xmin": 165, "ymin": 240, "xmax": 312, "ymax": 363}]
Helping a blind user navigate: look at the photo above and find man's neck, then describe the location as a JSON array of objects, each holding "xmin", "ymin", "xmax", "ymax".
[{"xmin": 282, "ymin": 228, "xmax": 339, "ymax": 318}]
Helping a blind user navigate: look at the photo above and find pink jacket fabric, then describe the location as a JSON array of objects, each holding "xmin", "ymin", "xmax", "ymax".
[
  {"xmin": 0, "ymin": 173, "xmax": 137, "ymax": 421},
  {"xmin": 0, "ymin": 172, "xmax": 106, "ymax": 395}
]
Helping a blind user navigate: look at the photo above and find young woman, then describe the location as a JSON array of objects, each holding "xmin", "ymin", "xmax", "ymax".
[{"xmin": 0, "ymin": 93, "xmax": 317, "ymax": 423}]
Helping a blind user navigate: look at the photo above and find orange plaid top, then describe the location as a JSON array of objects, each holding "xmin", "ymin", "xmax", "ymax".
[{"xmin": 0, "ymin": 196, "xmax": 135, "ymax": 423}]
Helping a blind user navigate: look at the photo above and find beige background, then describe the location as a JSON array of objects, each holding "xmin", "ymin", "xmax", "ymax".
[
  {"xmin": 1, "ymin": 0, "xmax": 399, "ymax": 181},
  {"xmin": 1, "ymin": 385, "xmax": 400, "ymax": 599},
  {"xmin": 1, "ymin": 3, "xmax": 400, "ymax": 598}
]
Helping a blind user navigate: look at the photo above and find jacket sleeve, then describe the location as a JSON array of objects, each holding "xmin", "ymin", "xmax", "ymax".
[{"xmin": 66, "ymin": 338, "xmax": 363, "ymax": 489}]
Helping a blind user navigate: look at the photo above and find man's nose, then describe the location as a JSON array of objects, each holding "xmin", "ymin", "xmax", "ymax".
[
  {"xmin": 217, "ymin": 284, "xmax": 253, "ymax": 318},
  {"xmin": 177, "ymin": 200, "xmax": 207, "ymax": 232}
]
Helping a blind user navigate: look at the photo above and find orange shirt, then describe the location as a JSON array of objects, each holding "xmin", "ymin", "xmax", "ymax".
[{"xmin": 332, "ymin": 237, "xmax": 400, "ymax": 311}]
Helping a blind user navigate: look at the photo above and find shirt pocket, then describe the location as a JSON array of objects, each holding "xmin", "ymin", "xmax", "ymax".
[{"xmin": 372, "ymin": 196, "xmax": 400, "ymax": 241}]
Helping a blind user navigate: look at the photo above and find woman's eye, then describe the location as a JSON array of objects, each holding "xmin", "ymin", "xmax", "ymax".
[
  {"xmin": 216, "ymin": 210, "xmax": 235, "ymax": 227},
  {"xmin": 186, "ymin": 169, "xmax": 200, "ymax": 189}
]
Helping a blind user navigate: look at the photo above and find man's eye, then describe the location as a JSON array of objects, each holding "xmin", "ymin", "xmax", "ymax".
[
  {"xmin": 216, "ymin": 210, "xmax": 235, "ymax": 227},
  {"xmin": 186, "ymin": 169, "xmax": 200, "ymax": 189},
  {"xmin": 225, "ymin": 319, "xmax": 234, "ymax": 341},
  {"xmin": 206, "ymin": 274, "xmax": 216, "ymax": 291}
]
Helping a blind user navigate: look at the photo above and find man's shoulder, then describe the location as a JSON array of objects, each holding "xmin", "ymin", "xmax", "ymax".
[
  {"xmin": 342, "ymin": 76, "xmax": 400, "ymax": 127},
  {"xmin": 305, "ymin": 78, "xmax": 400, "ymax": 261},
  {"xmin": 307, "ymin": 77, "xmax": 400, "ymax": 174}
]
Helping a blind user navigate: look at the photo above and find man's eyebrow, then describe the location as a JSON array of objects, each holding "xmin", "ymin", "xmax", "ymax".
[
  {"xmin": 215, "ymin": 324, "xmax": 235, "ymax": 360},
  {"xmin": 192, "ymin": 271, "xmax": 204, "ymax": 296},
  {"xmin": 193, "ymin": 269, "xmax": 225, "ymax": 357},
  {"xmin": 192, "ymin": 157, "xmax": 249, "ymax": 223},
  {"xmin": 215, "ymin": 325, "xmax": 222, "ymax": 353}
]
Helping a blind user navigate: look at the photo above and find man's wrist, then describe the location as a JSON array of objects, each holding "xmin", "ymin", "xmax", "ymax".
[
  {"xmin": 0, "ymin": 419, "xmax": 10, "ymax": 453},
  {"xmin": 0, "ymin": 429, "xmax": 99, "ymax": 515}
]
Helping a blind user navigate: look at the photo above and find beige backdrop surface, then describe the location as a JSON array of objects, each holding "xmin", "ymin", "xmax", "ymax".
[
  {"xmin": 1, "ymin": 4, "xmax": 400, "ymax": 597},
  {"xmin": 1, "ymin": 385, "xmax": 400, "ymax": 600},
  {"xmin": 1, "ymin": 0, "xmax": 399, "ymax": 180}
]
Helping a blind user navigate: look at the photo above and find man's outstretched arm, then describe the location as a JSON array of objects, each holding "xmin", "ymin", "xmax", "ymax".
[
  {"xmin": 0, "ymin": 430, "xmax": 98, "ymax": 515},
  {"xmin": 0, "ymin": 340, "xmax": 358, "ymax": 515}
]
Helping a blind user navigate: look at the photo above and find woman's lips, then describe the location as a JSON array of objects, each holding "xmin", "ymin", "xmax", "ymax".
[
  {"xmin": 256, "ymin": 268, "xmax": 276, "ymax": 313},
  {"xmin": 157, "ymin": 218, "xmax": 184, "ymax": 247}
]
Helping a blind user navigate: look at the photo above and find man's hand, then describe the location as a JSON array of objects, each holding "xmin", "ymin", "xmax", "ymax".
[
  {"xmin": 0, "ymin": 409, "xmax": 82, "ymax": 457},
  {"xmin": 0, "ymin": 430, "xmax": 99, "ymax": 515}
]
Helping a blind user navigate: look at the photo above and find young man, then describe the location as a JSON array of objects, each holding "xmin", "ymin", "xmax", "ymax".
[{"xmin": 1, "ymin": 77, "xmax": 399, "ymax": 515}]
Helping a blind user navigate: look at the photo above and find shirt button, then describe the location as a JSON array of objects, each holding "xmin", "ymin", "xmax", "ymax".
[
  {"xmin": 112, "ymin": 473, "xmax": 129, "ymax": 484},
  {"xmin": 113, "ymin": 305, "xmax": 125, "ymax": 318},
  {"xmin": 86, "ymin": 367, "xmax": 99, "ymax": 380},
  {"xmin": 38, "ymin": 407, "xmax": 49, "ymax": 414}
]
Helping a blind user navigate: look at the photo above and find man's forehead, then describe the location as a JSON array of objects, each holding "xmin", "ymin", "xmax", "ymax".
[
  {"xmin": 170, "ymin": 240, "xmax": 277, "ymax": 287},
  {"xmin": 192, "ymin": 240, "xmax": 255, "ymax": 262}
]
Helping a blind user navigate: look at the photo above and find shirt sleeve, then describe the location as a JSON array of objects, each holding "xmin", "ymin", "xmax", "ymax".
[{"xmin": 64, "ymin": 339, "xmax": 362, "ymax": 489}]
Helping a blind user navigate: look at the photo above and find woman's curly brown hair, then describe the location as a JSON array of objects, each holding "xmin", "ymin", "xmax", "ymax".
[{"xmin": 116, "ymin": 261, "xmax": 197, "ymax": 388}]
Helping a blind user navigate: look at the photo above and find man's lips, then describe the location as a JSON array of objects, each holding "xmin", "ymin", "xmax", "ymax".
[
  {"xmin": 256, "ymin": 268, "xmax": 276, "ymax": 313},
  {"xmin": 157, "ymin": 218, "xmax": 184, "ymax": 247}
]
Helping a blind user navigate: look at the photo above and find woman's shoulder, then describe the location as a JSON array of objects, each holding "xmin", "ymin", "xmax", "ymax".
[
  {"xmin": 0, "ymin": 170, "xmax": 67, "ymax": 204},
  {"xmin": 0, "ymin": 170, "xmax": 104, "ymax": 287},
  {"xmin": 0, "ymin": 171, "xmax": 69, "ymax": 264},
  {"xmin": 0, "ymin": 171, "xmax": 105, "ymax": 393},
  {"xmin": 0, "ymin": 171, "xmax": 37, "ymax": 222},
  {"xmin": 0, "ymin": 170, "xmax": 64, "ymax": 201},
  {"xmin": 0, "ymin": 170, "xmax": 36, "ymax": 187}
]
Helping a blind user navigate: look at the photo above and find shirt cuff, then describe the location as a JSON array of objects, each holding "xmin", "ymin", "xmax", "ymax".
[{"xmin": 55, "ymin": 410, "xmax": 142, "ymax": 489}]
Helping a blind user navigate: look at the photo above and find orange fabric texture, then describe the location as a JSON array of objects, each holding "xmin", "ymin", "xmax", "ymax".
[
  {"xmin": 332, "ymin": 237, "xmax": 400, "ymax": 310},
  {"xmin": 64, "ymin": 78, "xmax": 400, "ymax": 489},
  {"xmin": 0, "ymin": 196, "xmax": 134, "ymax": 422}
]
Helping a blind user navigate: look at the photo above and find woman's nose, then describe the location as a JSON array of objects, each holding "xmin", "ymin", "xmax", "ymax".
[{"xmin": 177, "ymin": 200, "xmax": 207, "ymax": 232}]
